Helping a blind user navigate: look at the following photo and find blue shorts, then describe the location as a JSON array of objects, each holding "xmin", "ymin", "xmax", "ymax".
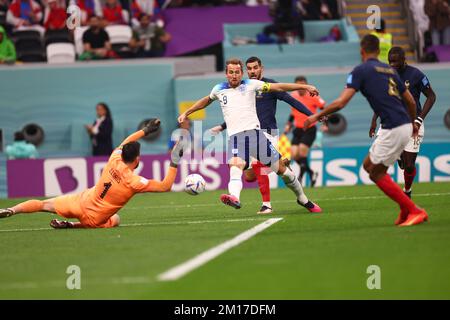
[{"xmin": 227, "ymin": 129, "xmax": 281, "ymax": 169}]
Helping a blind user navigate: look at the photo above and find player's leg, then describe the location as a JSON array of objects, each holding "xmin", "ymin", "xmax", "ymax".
[
  {"xmin": 0, "ymin": 198, "xmax": 58, "ymax": 218},
  {"xmin": 271, "ymin": 158, "xmax": 321, "ymax": 213},
  {"xmin": 365, "ymin": 124, "xmax": 427, "ymax": 226},
  {"xmin": 402, "ymin": 151, "xmax": 418, "ymax": 198},
  {"xmin": 220, "ymin": 157, "xmax": 245, "ymax": 209},
  {"xmin": 402, "ymin": 123, "xmax": 423, "ymax": 198},
  {"xmin": 298, "ymin": 127, "xmax": 317, "ymax": 185},
  {"xmin": 221, "ymin": 132, "xmax": 251, "ymax": 209},
  {"xmin": 297, "ymin": 144, "xmax": 312, "ymax": 180},
  {"xmin": 244, "ymin": 167, "xmax": 257, "ymax": 183},
  {"xmin": 251, "ymin": 161, "xmax": 272, "ymax": 214},
  {"xmin": 51, "ymin": 214, "xmax": 121, "ymax": 229},
  {"xmin": 254, "ymin": 130, "xmax": 278, "ymax": 214},
  {"xmin": 259, "ymin": 131, "xmax": 321, "ymax": 213}
]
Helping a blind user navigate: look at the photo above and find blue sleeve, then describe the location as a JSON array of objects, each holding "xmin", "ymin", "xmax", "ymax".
[
  {"xmin": 276, "ymin": 91, "xmax": 313, "ymax": 116},
  {"xmin": 346, "ymin": 66, "xmax": 363, "ymax": 91},
  {"xmin": 417, "ymin": 70, "xmax": 431, "ymax": 93}
]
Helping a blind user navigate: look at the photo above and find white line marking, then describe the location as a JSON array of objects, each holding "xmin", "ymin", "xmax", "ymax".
[
  {"xmin": 127, "ymin": 192, "xmax": 450, "ymax": 211},
  {"xmin": 0, "ymin": 276, "xmax": 155, "ymax": 290},
  {"xmin": 157, "ymin": 218, "xmax": 283, "ymax": 281},
  {"xmin": 0, "ymin": 218, "xmax": 266, "ymax": 233},
  {"xmin": 1, "ymin": 192, "xmax": 448, "ymax": 233}
]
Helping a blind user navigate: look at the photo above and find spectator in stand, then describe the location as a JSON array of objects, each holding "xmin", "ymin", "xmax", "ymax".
[
  {"xmin": 130, "ymin": 0, "xmax": 164, "ymax": 28},
  {"xmin": 102, "ymin": 0, "xmax": 128, "ymax": 25},
  {"xmin": 6, "ymin": 131, "xmax": 38, "ymax": 160},
  {"xmin": 129, "ymin": 13, "xmax": 170, "ymax": 57},
  {"xmin": 263, "ymin": 0, "xmax": 305, "ymax": 43},
  {"xmin": 79, "ymin": 15, "xmax": 117, "ymax": 60},
  {"xmin": 298, "ymin": 0, "xmax": 321, "ymax": 20},
  {"xmin": 69, "ymin": 0, "xmax": 102, "ymax": 26},
  {"xmin": 7, "ymin": 0, "xmax": 44, "ymax": 35},
  {"xmin": 1, "ymin": 0, "xmax": 9, "ymax": 27},
  {"xmin": 43, "ymin": 0, "xmax": 67, "ymax": 30},
  {"xmin": 425, "ymin": 0, "xmax": 450, "ymax": 45},
  {"xmin": 85, "ymin": 102, "xmax": 113, "ymax": 156},
  {"xmin": 0, "ymin": 25, "xmax": 16, "ymax": 64},
  {"xmin": 370, "ymin": 19, "xmax": 392, "ymax": 63}
]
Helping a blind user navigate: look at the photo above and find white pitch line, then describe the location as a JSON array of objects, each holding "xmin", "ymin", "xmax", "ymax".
[
  {"xmin": 157, "ymin": 218, "xmax": 283, "ymax": 281},
  {"xmin": 0, "ymin": 217, "xmax": 267, "ymax": 233},
  {"xmin": 127, "ymin": 192, "xmax": 450, "ymax": 211}
]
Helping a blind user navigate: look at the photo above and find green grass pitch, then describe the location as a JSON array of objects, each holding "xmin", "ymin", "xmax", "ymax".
[{"xmin": 0, "ymin": 182, "xmax": 449, "ymax": 299}]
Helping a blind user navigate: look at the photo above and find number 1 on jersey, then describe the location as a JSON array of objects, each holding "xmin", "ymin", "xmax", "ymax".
[{"xmin": 100, "ymin": 182, "xmax": 112, "ymax": 199}]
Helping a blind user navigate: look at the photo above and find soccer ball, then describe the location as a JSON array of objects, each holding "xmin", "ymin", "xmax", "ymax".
[{"xmin": 184, "ymin": 174, "xmax": 206, "ymax": 195}]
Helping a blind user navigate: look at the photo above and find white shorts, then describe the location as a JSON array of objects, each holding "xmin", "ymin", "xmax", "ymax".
[
  {"xmin": 262, "ymin": 132, "xmax": 279, "ymax": 152},
  {"xmin": 246, "ymin": 131, "xmax": 279, "ymax": 170},
  {"xmin": 370, "ymin": 123, "xmax": 412, "ymax": 166},
  {"xmin": 404, "ymin": 123, "xmax": 425, "ymax": 153}
]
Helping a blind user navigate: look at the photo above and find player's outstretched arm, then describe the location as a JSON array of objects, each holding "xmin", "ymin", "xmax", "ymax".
[
  {"xmin": 119, "ymin": 118, "xmax": 161, "ymax": 147},
  {"xmin": 277, "ymin": 92, "xmax": 313, "ymax": 116},
  {"xmin": 142, "ymin": 139, "xmax": 187, "ymax": 192},
  {"xmin": 304, "ymin": 88, "xmax": 356, "ymax": 129},
  {"xmin": 269, "ymin": 83, "xmax": 319, "ymax": 96},
  {"xmin": 178, "ymin": 96, "xmax": 213, "ymax": 124}
]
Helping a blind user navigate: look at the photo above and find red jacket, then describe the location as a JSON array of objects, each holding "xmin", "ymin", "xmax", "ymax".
[
  {"xmin": 44, "ymin": 7, "xmax": 67, "ymax": 30},
  {"xmin": 102, "ymin": 4, "xmax": 125, "ymax": 25}
]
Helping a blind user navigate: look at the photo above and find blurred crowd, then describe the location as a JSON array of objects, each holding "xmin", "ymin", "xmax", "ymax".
[{"xmin": 0, "ymin": 0, "xmax": 336, "ymax": 65}]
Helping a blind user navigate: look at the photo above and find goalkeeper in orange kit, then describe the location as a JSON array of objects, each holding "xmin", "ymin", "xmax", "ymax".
[{"xmin": 0, "ymin": 119, "xmax": 187, "ymax": 229}]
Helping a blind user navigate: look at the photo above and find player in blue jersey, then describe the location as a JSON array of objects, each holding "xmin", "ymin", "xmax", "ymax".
[
  {"xmin": 304, "ymin": 35, "xmax": 428, "ymax": 227},
  {"xmin": 178, "ymin": 58, "xmax": 322, "ymax": 213},
  {"xmin": 369, "ymin": 47, "xmax": 436, "ymax": 199},
  {"xmin": 210, "ymin": 56, "xmax": 313, "ymax": 214}
]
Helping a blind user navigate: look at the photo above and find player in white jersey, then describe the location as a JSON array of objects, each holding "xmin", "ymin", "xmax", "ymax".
[{"xmin": 178, "ymin": 58, "xmax": 322, "ymax": 212}]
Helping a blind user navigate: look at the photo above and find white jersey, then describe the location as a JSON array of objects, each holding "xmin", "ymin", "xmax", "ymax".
[{"xmin": 209, "ymin": 79, "xmax": 271, "ymax": 136}]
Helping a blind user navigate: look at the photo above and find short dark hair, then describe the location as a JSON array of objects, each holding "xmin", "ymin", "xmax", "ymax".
[
  {"xmin": 14, "ymin": 131, "xmax": 25, "ymax": 141},
  {"xmin": 246, "ymin": 56, "xmax": 262, "ymax": 66},
  {"xmin": 295, "ymin": 75, "xmax": 307, "ymax": 83},
  {"xmin": 388, "ymin": 46, "xmax": 405, "ymax": 59},
  {"xmin": 121, "ymin": 141, "xmax": 140, "ymax": 163},
  {"xmin": 360, "ymin": 34, "xmax": 380, "ymax": 54},
  {"xmin": 225, "ymin": 58, "xmax": 243, "ymax": 72}
]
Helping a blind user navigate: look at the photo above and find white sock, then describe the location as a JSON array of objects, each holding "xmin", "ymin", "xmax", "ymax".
[
  {"xmin": 281, "ymin": 168, "xmax": 308, "ymax": 204},
  {"xmin": 228, "ymin": 166, "xmax": 243, "ymax": 200},
  {"xmin": 262, "ymin": 201, "xmax": 272, "ymax": 208}
]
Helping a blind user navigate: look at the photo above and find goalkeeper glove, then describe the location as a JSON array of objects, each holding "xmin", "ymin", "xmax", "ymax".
[{"xmin": 142, "ymin": 118, "xmax": 161, "ymax": 136}]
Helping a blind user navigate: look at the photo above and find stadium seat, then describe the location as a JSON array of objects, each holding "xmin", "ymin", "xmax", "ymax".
[
  {"xmin": 46, "ymin": 43, "xmax": 76, "ymax": 64},
  {"xmin": 17, "ymin": 49, "xmax": 46, "ymax": 62},
  {"xmin": 12, "ymin": 30, "xmax": 45, "ymax": 62},
  {"xmin": 12, "ymin": 29, "xmax": 41, "ymax": 41},
  {"xmin": 74, "ymin": 26, "xmax": 89, "ymax": 56},
  {"xmin": 106, "ymin": 25, "xmax": 133, "ymax": 58},
  {"xmin": 44, "ymin": 29, "xmax": 72, "ymax": 46},
  {"xmin": 12, "ymin": 30, "xmax": 42, "ymax": 50},
  {"xmin": 105, "ymin": 25, "xmax": 132, "ymax": 44}
]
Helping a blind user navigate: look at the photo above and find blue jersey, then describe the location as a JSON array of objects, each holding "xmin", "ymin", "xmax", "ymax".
[
  {"xmin": 346, "ymin": 58, "xmax": 410, "ymax": 129},
  {"xmin": 397, "ymin": 65, "xmax": 431, "ymax": 114},
  {"xmin": 221, "ymin": 77, "xmax": 312, "ymax": 131}
]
